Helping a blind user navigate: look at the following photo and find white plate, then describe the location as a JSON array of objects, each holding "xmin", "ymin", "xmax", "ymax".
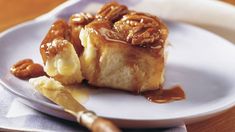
[{"xmin": 1, "ymin": 0, "xmax": 235, "ymax": 128}]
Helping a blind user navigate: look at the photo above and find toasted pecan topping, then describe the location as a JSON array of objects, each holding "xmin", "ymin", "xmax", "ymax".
[
  {"xmin": 69, "ymin": 13, "xmax": 94, "ymax": 26},
  {"xmin": 40, "ymin": 2, "xmax": 168, "ymax": 59},
  {"xmin": 40, "ymin": 20, "xmax": 72, "ymax": 63},
  {"xmin": 41, "ymin": 20, "xmax": 71, "ymax": 45},
  {"xmin": 10, "ymin": 59, "xmax": 45, "ymax": 79},
  {"xmin": 40, "ymin": 18, "xmax": 92, "ymax": 63},
  {"xmin": 113, "ymin": 12, "xmax": 168, "ymax": 47},
  {"xmin": 89, "ymin": 2, "xmax": 168, "ymax": 48},
  {"xmin": 41, "ymin": 38, "xmax": 69, "ymax": 58},
  {"xmin": 96, "ymin": 2, "xmax": 128, "ymax": 22}
]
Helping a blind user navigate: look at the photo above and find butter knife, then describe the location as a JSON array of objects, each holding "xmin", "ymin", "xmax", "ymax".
[{"xmin": 34, "ymin": 82, "xmax": 121, "ymax": 132}]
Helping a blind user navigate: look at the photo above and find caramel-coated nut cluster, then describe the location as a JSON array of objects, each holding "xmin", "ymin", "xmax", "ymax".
[
  {"xmin": 113, "ymin": 12, "xmax": 168, "ymax": 47},
  {"xmin": 69, "ymin": 13, "xmax": 94, "ymax": 26},
  {"xmin": 41, "ymin": 20, "xmax": 71, "ymax": 45},
  {"xmin": 42, "ymin": 38, "xmax": 69, "ymax": 58},
  {"xmin": 10, "ymin": 59, "xmax": 45, "ymax": 79},
  {"xmin": 96, "ymin": 2, "xmax": 128, "ymax": 22},
  {"xmin": 94, "ymin": 2, "xmax": 168, "ymax": 48}
]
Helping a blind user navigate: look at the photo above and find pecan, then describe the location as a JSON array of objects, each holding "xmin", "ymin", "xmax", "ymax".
[
  {"xmin": 96, "ymin": 2, "xmax": 128, "ymax": 22},
  {"xmin": 69, "ymin": 13, "xmax": 94, "ymax": 27},
  {"xmin": 41, "ymin": 20, "xmax": 71, "ymax": 45},
  {"xmin": 40, "ymin": 20, "xmax": 72, "ymax": 63},
  {"xmin": 40, "ymin": 18, "xmax": 89, "ymax": 63},
  {"xmin": 10, "ymin": 59, "xmax": 45, "ymax": 79},
  {"xmin": 41, "ymin": 38, "xmax": 69, "ymax": 58},
  {"xmin": 113, "ymin": 11, "xmax": 168, "ymax": 47}
]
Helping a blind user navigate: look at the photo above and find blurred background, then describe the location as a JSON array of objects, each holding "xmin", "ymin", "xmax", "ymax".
[
  {"xmin": 0, "ymin": 0, "xmax": 235, "ymax": 42},
  {"xmin": 0, "ymin": 0, "xmax": 234, "ymax": 32}
]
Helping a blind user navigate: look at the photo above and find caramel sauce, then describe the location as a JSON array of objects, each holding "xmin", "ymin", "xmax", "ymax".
[
  {"xmin": 69, "ymin": 13, "xmax": 95, "ymax": 56},
  {"xmin": 143, "ymin": 85, "xmax": 185, "ymax": 103},
  {"xmin": 70, "ymin": 27, "xmax": 84, "ymax": 56},
  {"xmin": 10, "ymin": 59, "xmax": 46, "ymax": 79},
  {"xmin": 67, "ymin": 84, "xmax": 185, "ymax": 104},
  {"xmin": 40, "ymin": 19, "xmax": 85, "ymax": 63},
  {"xmin": 90, "ymin": 45, "xmax": 101, "ymax": 84},
  {"xmin": 40, "ymin": 20, "xmax": 71, "ymax": 63},
  {"xmin": 66, "ymin": 84, "xmax": 90, "ymax": 104},
  {"xmin": 86, "ymin": 19, "xmax": 164, "ymax": 59}
]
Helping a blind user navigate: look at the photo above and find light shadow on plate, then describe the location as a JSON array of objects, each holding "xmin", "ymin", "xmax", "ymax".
[{"xmin": 165, "ymin": 63, "xmax": 231, "ymax": 104}]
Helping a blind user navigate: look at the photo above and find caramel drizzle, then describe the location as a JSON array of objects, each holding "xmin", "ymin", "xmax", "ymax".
[
  {"xmin": 143, "ymin": 85, "xmax": 186, "ymax": 103},
  {"xmin": 91, "ymin": 46, "xmax": 101, "ymax": 84}
]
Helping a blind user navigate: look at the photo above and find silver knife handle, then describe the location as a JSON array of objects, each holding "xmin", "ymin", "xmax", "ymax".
[{"xmin": 77, "ymin": 111, "xmax": 121, "ymax": 132}]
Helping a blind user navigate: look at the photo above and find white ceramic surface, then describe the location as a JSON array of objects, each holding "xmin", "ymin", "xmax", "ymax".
[{"xmin": 1, "ymin": 0, "xmax": 235, "ymax": 128}]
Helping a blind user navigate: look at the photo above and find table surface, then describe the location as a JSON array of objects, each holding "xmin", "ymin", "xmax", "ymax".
[{"xmin": 0, "ymin": 0, "xmax": 235, "ymax": 132}]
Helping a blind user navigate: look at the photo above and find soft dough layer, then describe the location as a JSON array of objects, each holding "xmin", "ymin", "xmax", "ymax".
[
  {"xmin": 80, "ymin": 25, "xmax": 165, "ymax": 93},
  {"xmin": 40, "ymin": 20, "xmax": 85, "ymax": 85},
  {"xmin": 43, "ymin": 39, "xmax": 83, "ymax": 84}
]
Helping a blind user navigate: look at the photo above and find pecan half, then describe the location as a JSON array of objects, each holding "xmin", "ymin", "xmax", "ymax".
[
  {"xmin": 69, "ymin": 13, "xmax": 94, "ymax": 27},
  {"xmin": 41, "ymin": 20, "xmax": 71, "ymax": 45},
  {"xmin": 10, "ymin": 59, "xmax": 45, "ymax": 79},
  {"xmin": 113, "ymin": 12, "xmax": 168, "ymax": 47},
  {"xmin": 96, "ymin": 2, "xmax": 128, "ymax": 22}
]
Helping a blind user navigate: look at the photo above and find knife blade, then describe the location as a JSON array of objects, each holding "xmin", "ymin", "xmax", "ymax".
[{"xmin": 29, "ymin": 76, "xmax": 120, "ymax": 132}]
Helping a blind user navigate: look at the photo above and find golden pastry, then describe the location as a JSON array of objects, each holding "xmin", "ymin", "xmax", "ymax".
[
  {"xmin": 79, "ymin": 2, "xmax": 168, "ymax": 93},
  {"xmin": 39, "ymin": 2, "xmax": 168, "ymax": 93}
]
